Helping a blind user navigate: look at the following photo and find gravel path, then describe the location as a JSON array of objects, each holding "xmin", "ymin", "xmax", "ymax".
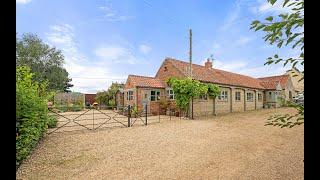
[{"xmin": 16, "ymin": 107, "xmax": 304, "ymax": 180}]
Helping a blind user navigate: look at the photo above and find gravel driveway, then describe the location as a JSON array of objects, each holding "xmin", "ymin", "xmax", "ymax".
[{"xmin": 16, "ymin": 107, "xmax": 304, "ymax": 179}]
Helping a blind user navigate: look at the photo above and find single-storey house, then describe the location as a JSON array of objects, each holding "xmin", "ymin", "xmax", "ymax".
[
  {"xmin": 285, "ymin": 67, "xmax": 304, "ymax": 94},
  {"xmin": 258, "ymin": 75, "xmax": 296, "ymax": 108},
  {"xmin": 117, "ymin": 57, "xmax": 296, "ymax": 117}
]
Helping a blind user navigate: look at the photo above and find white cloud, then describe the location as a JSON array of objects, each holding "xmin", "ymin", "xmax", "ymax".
[
  {"xmin": 199, "ymin": 59, "xmax": 247, "ymax": 72},
  {"xmin": 214, "ymin": 60, "xmax": 248, "ymax": 72},
  {"xmin": 251, "ymin": 0, "xmax": 293, "ymax": 14},
  {"xmin": 16, "ymin": 0, "xmax": 31, "ymax": 4},
  {"xmin": 98, "ymin": 4, "xmax": 133, "ymax": 22},
  {"xmin": 238, "ymin": 65, "xmax": 289, "ymax": 78},
  {"xmin": 139, "ymin": 44, "xmax": 151, "ymax": 54},
  {"xmin": 94, "ymin": 45, "xmax": 145, "ymax": 65},
  {"xmin": 220, "ymin": 1, "xmax": 241, "ymax": 31},
  {"xmin": 46, "ymin": 24, "xmax": 86, "ymax": 63},
  {"xmin": 46, "ymin": 24, "xmax": 128, "ymax": 93},
  {"xmin": 94, "ymin": 46, "xmax": 128, "ymax": 60},
  {"xmin": 199, "ymin": 58, "xmax": 290, "ymax": 78}
]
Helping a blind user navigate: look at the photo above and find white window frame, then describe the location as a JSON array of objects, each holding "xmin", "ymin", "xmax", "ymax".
[
  {"xmin": 151, "ymin": 90, "xmax": 160, "ymax": 101},
  {"xmin": 235, "ymin": 91, "xmax": 241, "ymax": 101},
  {"xmin": 218, "ymin": 90, "xmax": 228, "ymax": 101},
  {"xmin": 258, "ymin": 93, "xmax": 262, "ymax": 102},
  {"xmin": 246, "ymin": 92, "xmax": 253, "ymax": 102},
  {"xmin": 126, "ymin": 90, "xmax": 133, "ymax": 101},
  {"xmin": 166, "ymin": 88, "xmax": 174, "ymax": 100}
]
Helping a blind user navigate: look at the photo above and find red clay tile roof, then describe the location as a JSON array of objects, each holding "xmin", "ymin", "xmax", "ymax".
[
  {"xmin": 165, "ymin": 58, "xmax": 265, "ymax": 89},
  {"xmin": 128, "ymin": 75, "xmax": 165, "ymax": 88},
  {"xmin": 259, "ymin": 81, "xmax": 280, "ymax": 90},
  {"xmin": 258, "ymin": 75, "xmax": 290, "ymax": 90}
]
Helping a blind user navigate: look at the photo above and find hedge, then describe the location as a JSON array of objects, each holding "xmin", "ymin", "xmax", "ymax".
[{"xmin": 16, "ymin": 66, "xmax": 53, "ymax": 168}]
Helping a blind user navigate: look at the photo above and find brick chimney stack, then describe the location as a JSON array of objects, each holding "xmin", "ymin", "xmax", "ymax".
[{"xmin": 205, "ymin": 58, "xmax": 212, "ymax": 69}]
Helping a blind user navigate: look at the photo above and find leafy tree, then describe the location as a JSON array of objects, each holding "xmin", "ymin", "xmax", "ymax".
[
  {"xmin": 16, "ymin": 66, "xmax": 54, "ymax": 167},
  {"xmin": 16, "ymin": 33, "xmax": 73, "ymax": 92},
  {"xmin": 106, "ymin": 82, "xmax": 124, "ymax": 105},
  {"xmin": 95, "ymin": 91, "xmax": 109, "ymax": 106},
  {"xmin": 95, "ymin": 82, "xmax": 123, "ymax": 107},
  {"xmin": 251, "ymin": 0, "xmax": 304, "ymax": 127},
  {"xmin": 167, "ymin": 77, "xmax": 220, "ymax": 117}
]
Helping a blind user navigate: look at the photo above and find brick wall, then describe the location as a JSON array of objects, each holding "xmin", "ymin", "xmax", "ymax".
[
  {"xmin": 123, "ymin": 77, "xmax": 137, "ymax": 107},
  {"xmin": 193, "ymin": 87, "xmax": 264, "ymax": 116},
  {"xmin": 136, "ymin": 88, "xmax": 165, "ymax": 115},
  {"xmin": 192, "ymin": 97, "xmax": 214, "ymax": 117},
  {"xmin": 232, "ymin": 88, "xmax": 245, "ymax": 112},
  {"xmin": 245, "ymin": 90, "xmax": 255, "ymax": 111},
  {"xmin": 256, "ymin": 91, "xmax": 264, "ymax": 109},
  {"xmin": 215, "ymin": 87, "xmax": 231, "ymax": 114},
  {"xmin": 155, "ymin": 59, "xmax": 185, "ymax": 87}
]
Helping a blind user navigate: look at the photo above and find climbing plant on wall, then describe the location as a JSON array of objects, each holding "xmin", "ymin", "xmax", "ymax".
[{"xmin": 167, "ymin": 77, "xmax": 220, "ymax": 114}]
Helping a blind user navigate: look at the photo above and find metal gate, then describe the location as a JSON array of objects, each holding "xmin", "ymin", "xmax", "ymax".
[{"xmin": 47, "ymin": 105, "xmax": 163, "ymax": 134}]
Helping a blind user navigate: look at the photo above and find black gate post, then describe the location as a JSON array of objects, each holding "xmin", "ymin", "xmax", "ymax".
[
  {"xmin": 145, "ymin": 104, "xmax": 147, "ymax": 126},
  {"xmin": 93, "ymin": 107, "xmax": 94, "ymax": 130},
  {"xmin": 128, "ymin": 105, "xmax": 131, "ymax": 127},
  {"xmin": 158, "ymin": 102, "xmax": 160, "ymax": 123}
]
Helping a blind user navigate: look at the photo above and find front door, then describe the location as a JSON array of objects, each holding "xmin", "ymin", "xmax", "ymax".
[{"xmin": 142, "ymin": 90, "xmax": 150, "ymax": 113}]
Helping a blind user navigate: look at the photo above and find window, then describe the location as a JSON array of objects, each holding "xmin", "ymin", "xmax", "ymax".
[
  {"xmin": 127, "ymin": 90, "xmax": 133, "ymax": 101},
  {"xmin": 166, "ymin": 89, "xmax": 174, "ymax": 100},
  {"xmin": 199, "ymin": 94, "xmax": 208, "ymax": 101},
  {"xmin": 258, "ymin": 93, "xmax": 262, "ymax": 102},
  {"xmin": 269, "ymin": 92, "xmax": 272, "ymax": 96},
  {"xmin": 218, "ymin": 91, "xmax": 228, "ymax": 101},
  {"xmin": 235, "ymin": 91, "xmax": 241, "ymax": 101},
  {"xmin": 246, "ymin": 92, "xmax": 253, "ymax": 101},
  {"xmin": 151, "ymin": 90, "xmax": 160, "ymax": 101}
]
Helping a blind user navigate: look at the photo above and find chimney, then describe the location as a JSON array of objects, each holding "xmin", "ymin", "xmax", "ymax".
[{"xmin": 205, "ymin": 58, "xmax": 212, "ymax": 69}]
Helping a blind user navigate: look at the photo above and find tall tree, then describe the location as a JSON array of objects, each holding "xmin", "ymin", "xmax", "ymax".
[
  {"xmin": 251, "ymin": 0, "xmax": 304, "ymax": 128},
  {"xmin": 106, "ymin": 82, "xmax": 124, "ymax": 106},
  {"xmin": 16, "ymin": 33, "xmax": 73, "ymax": 92}
]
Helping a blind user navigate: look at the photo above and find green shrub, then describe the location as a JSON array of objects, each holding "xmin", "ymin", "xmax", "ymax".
[
  {"xmin": 73, "ymin": 105, "xmax": 83, "ymax": 112},
  {"xmin": 47, "ymin": 116, "xmax": 57, "ymax": 128},
  {"xmin": 16, "ymin": 66, "xmax": 53, "ymax": 168}
]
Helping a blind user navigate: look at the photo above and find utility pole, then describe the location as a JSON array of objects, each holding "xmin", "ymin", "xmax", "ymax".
[
  {"xmin": 189, "ymin": 29, "xmax": 192, "ymax": 78},
  {"xmin": 189, "ymin": 29, "xmax": 193, "ymax": 119}
]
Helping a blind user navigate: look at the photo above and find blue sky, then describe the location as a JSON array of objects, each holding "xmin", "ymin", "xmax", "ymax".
[{"xmin": 16, "ymin": 0, "xmax": 302, "ymax": 93}]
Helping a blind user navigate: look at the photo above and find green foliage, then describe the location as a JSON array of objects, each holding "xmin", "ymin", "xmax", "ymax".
[
  {"xmin": 207, "ymin": 83, "xmax": 221, "ymax": 98},
  {"xmin": 131, "ymin": 106, "xmax": 141, "ymax": 117},
  {"xmin": 95, "ymin": 91, "xmax": 109, "ymax": 106},
  {"xmin": 16, "ymin": 33, "xmax": 73, "ymax": 92},
  {"xmin": 167, "ymin": 77, "xmax": 220, "ymax": 112},
  {"xmin": 53, "ymin": 92, "xmax": 84, "ymax": 111},
  {"xmin": 47, "ymin": 116, "xmax": 57, "ymax": 128},
  {"xmin": 107, "ymin": 82, "xmax": 124, "ymax": 106},
  {"xmin": 95, "ymin": 82, "xmax": 123, "ymax": 106},
  {"xmin": 265, "ymin": 103, "xmax": 304, "ymax": 128},
  {"xmin": 16, "ymin": 66, "xmax": 52, "ymax": 167},
  {"xmin": 251, "ymin": 0, "xmax": 304, "ymax": 74},
  {"xmin": 251, "ymin": 0, "xmax": 304, "ymax": 128}
]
